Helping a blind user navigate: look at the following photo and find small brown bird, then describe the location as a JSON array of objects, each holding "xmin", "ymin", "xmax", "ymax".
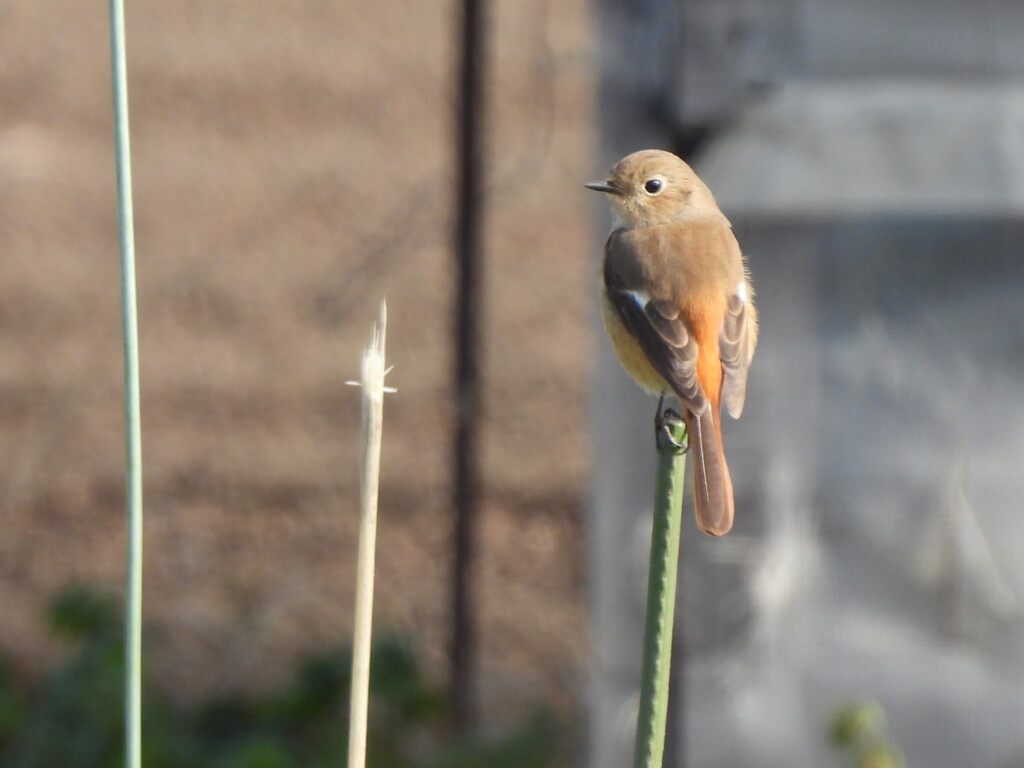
[{"xmin": 587, "ymin": 149, "xmax": 757, "ymax": 536}]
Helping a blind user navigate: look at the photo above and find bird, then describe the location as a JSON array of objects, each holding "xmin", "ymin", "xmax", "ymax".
[{"xmin": 587, "ymin": 149, "xmax": 757, "ymax": 536}]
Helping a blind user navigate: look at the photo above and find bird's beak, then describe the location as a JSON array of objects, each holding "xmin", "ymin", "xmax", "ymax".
[{"xmin": 585, "ymin": 181, "xmax": 622, "ymax": 195}]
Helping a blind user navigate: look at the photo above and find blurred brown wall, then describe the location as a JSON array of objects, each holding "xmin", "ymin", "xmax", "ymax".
[{"xmin": 0, "ymin": 0, "xmax": 595, "ymax": 722}]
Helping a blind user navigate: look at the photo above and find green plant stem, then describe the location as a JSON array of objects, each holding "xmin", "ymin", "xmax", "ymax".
[
  {"xmin": 634, "ymin": 417, "xmax": 688, "ymax": 768},
  {"xmin": 106, "ymin": 2, "xmax": 142, "ymax": 768}
]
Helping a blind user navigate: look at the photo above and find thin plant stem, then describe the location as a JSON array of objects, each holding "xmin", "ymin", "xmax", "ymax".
[
  {"xmin": 347, "ymin": 302, "xmax": 390, "ymax": 768},
  {"xmin": 106, "ymin": 2, "xmax": 143, "ymax": 767},
  {"xmin": 634, "ymin": 417, "xmax": 688, "ymax": 768}
]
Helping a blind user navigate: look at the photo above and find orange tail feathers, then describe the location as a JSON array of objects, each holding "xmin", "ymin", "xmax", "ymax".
[{"xmin": 684, "ymin": 407, "xmax": 734, "ymax": 536}]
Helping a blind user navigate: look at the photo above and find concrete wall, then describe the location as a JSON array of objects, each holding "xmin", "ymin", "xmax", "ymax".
[{"xmin": 589, "ymin": 2, "xmax": 1024, "ymax": 766}]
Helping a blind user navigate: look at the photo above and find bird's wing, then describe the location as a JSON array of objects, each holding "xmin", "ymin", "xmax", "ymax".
[
  {"xmin": 603, "ymin": 258, "xmax": 707, "ymax": 415},
  {"xmin": 719, "ymin": 283, "xmax": 756, "ymax": 418}
]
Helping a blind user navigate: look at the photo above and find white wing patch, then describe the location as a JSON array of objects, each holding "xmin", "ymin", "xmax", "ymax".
[{"xmin": 625, "ymin": 289, "xmax": 650, "ymax": 309}]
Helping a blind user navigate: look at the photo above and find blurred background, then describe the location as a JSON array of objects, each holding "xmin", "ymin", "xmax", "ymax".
[
  {"xmin": 1, "ymin": 1, "xmax": 592, "ymax": 764},
  {"xmin": 592, "ymin": 1, "xmax": 1024, "ymax": 767},
  {"xmin": 2, "ymin": 1, "xmax": 1024, "ymax": 767}
]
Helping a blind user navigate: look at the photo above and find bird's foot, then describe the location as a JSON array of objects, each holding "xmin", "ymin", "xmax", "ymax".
[{"xmin": 654, "ymin": 393, "xmax": 688, "ymax": 453}]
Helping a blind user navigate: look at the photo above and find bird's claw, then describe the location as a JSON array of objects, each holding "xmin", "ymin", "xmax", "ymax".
[{"xmin": 654, "ymin": 395, "xmax": 688, "ymax": 452}]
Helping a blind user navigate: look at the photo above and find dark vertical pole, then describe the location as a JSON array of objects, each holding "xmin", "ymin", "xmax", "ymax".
[{"xmin": 452, "ymin": 0, "xmax": 485, "ymax": 732}]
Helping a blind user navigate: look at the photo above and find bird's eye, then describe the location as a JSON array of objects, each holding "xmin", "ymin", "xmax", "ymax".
[{"xmin": 644, "ymin": 178, "xmax": 663, "ymax": 194}]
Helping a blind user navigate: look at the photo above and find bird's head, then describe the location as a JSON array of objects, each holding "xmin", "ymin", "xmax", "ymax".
[{"xmin": 586, "ymin": 149, "xmax": 721, "ymax": 229}]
